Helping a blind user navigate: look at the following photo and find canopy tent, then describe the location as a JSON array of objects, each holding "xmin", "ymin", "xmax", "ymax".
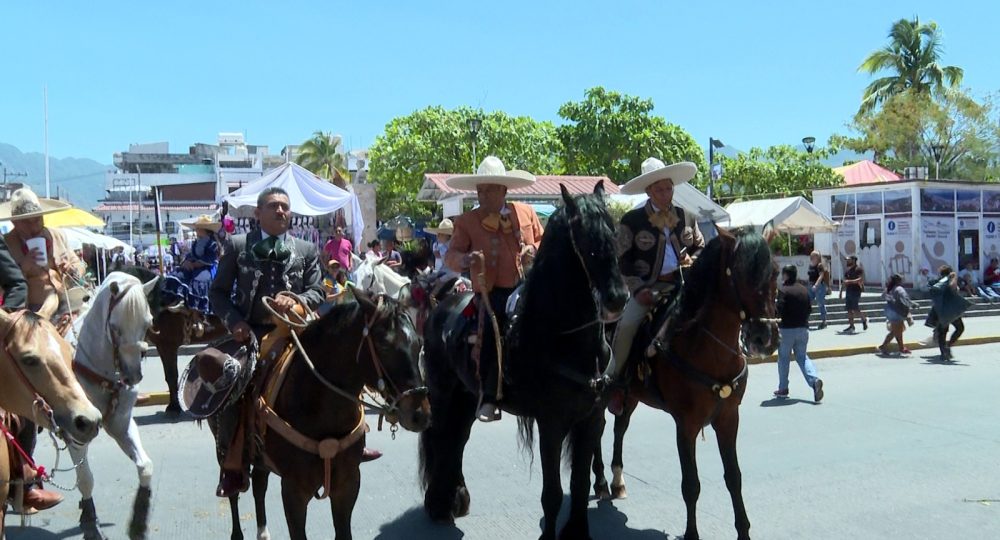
[
  {"xmin": 833, "ymin": 160, "xmax": 902, "ymax": 186},
  {"xmin": 60, "ymin": 227, "xmax": 135, "ymax": 255},
  {"xmin": 609, "ymin": 183, "xmax": 730, "ymax": 224},
  {"xmin": 222, "ymin": 162, "xmax": 364, "ymax": 248},
  {"xmin": 44, "ymin": 208, "xmax": 105, "ymax": 228},
  {"xmin": 725, "ymin": 196, "xmax": 838, "ymax": 234}
]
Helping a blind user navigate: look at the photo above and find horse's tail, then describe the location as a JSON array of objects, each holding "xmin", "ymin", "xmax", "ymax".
[{"xmin": 517, "ymin": 416, "xmax": 536, "ymax": 463}]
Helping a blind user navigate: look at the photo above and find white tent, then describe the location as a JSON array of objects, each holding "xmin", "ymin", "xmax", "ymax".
[
  {"xmin": 61, "ymin": 227, "xmax": 136, "ymax": 255},
  {"xmin": 222, "ymin": 162, "xmax": 364, "ymax": 248},
  {"xmin": 725, "ymin": 196, "xmax": 838, "ymax": 234},
  {"xmin": 609, "ymin": 183, "xmax": 730, "ymax": 224}
]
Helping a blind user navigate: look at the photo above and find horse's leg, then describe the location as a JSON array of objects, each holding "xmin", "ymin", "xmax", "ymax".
[
  {"xmin": 591, "ymin": 413, "xmax": 611, "ymax": 500},
  {"xmin": 422, "ymin": 385, "xmax": 476, "ymax": 523},
  {"xmin": 156, "ymin": 340, "xmax": 182, "ymax": 414},
  {"xmin": 109, "ymin": 413, "xmax": 154, "ymax": 540},
  {"xmin": 537, "ymin": 419, "xmax": 568, "ymax": 540},
  {"xmin": 329, "ymin": 457, "xmax": 362, "ymax": 540},
  {"xmin": 676, "ymin": 419, "xmax": 702, "ymax": 540},
  {"xmin": 228, "ymin": 495, "xmax": 244, "ymax": 540},
  {"xmin": 562, "ymin": 413, "xmax": 601, "ymax": 540},
  {"xmin": 280, "ymin": 477, "xmax": 312, "ymax": 540},
  {"xmin": 713, "ymin": 405, "xmax": 751, "ymax": 540},
  {"xmin": 71, "ymin": 442, "xmax": 106, "ymax": 540},
  {"xmin": 610, "ymin": 397, "xmax": 638, "ymax": 499},
  {"xmin": 251, "ymin": 466, "xmax": 271, "ymax": 540}
]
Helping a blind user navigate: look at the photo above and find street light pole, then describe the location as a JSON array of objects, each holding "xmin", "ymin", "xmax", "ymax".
[
  {"xmin": 468, "ymin": 117, "xmax": 482, "ymax": 173},
  {"xmin": 931, "ymin": 143, "xmax": 945, "ymax": 180},
  {"xmin": 802, "ymin": 136, "xmax": 816, "ymax": 154}
]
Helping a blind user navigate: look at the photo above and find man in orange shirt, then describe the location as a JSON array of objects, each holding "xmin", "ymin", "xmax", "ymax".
[{"xmin": 445, "ymin": 156, "xmax": 543, "ymax": 422}]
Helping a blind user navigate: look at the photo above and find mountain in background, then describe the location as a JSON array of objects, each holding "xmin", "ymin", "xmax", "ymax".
[{"xmin": 0, "ymin": 143, "xmax": 110, "ymax": 210}]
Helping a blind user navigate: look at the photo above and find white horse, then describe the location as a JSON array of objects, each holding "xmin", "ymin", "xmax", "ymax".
[
  {"xmin": 352, "ymin": 252, "xmax": 411, "ymax": 298},
  {"xmin": 66, "ymin": 271, "xmax": 156, "ymax": 540}
]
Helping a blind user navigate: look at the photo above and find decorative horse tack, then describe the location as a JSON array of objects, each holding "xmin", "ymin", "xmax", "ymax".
[{"xmin": 72, "ymin": 282, "xmax": 137, "ymax": 420}]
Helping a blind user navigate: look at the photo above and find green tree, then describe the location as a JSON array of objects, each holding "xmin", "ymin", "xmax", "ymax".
[
  {"xmin": 715, "ymin": 145, "xmax": 842, "ymax": 203},
  {"xmin": 368, "ymin": 106, "xmax": 562, "ymax": 219},
  {"xmin": 858, "ymin": 17, "xmax": 964, "ymax": 115},
  {"xmin": 296, "ymin": 131, "xmax": 350, "ymax": 188},
  {"xmin": 557, "ymin": 87, "xmax": 707, "ymax": 186}
]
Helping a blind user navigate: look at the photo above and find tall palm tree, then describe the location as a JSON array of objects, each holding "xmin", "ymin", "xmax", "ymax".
[
  {"xmin": 858, "ymin": 17, "xmax": 964, "ymax": 115},
  {"xmin": 296, "ymin": 131, "xmax": 350, "ymax": 188}
]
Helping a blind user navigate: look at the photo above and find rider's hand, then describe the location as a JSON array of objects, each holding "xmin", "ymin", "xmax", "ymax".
[
  {"xmin": 463, "ymin": 251, "xmax": 484, "ymax": 270},
  {"xmin": 679, "ymin": 254, "xmax": 693, "ymax": 268},
  {"xmin": 636, "ymin": 288, "xmax": 655, "ymax": 307},
  {"xmin": 270, "ymin": 295, "xmax": 297, "ymax": 314},
  {"xmin": 232, "ymin": 321, "xmax": 253, "ymax": 343}
]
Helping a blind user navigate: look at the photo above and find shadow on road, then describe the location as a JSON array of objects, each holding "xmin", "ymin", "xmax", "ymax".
[
  {"xmin": 134, "ymin": 410, "xmax": 196, "ymax": 426},
  {"xmin": 5, "ymin": 523, "xmax": 112, "ymax": 540},
  {"xmin": 586, "ymin": 499, "xmax": 667, "ymax": 539},
  {"xmin": 759, "ymin": 398, "xmax": 815, "ymax": 407},
  {"xmin": 375, "ymin": 506, "xmax": 464, "ymax": 539},
  {"xmin": 920, "ymin": 355, "xmax": 969, "ymax": 366}
]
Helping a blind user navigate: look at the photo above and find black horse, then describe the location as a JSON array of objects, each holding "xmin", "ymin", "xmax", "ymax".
[{"xmin": 419, "ymin": 183, "xmax": 629, "ymax": 540}]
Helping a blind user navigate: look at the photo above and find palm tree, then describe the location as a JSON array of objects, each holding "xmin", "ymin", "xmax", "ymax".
[
  {"xmin": 858, "ymin": 17, "xmax": 964, "ymax": 115},
  {"xmin": 296, "ymin": 131, "xmax": 350, "ymax": 188}
]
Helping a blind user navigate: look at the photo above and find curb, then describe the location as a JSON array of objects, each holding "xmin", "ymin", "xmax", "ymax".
[{"xmin": 748, "ymin": 335, "xmax": 1000, "ymax": 365}]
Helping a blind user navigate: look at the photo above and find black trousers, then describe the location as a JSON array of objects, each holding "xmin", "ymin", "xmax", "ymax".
[
  {"xmin": 480, "ymin": 287, "xmax": 514, "ymax": 403},
  {"xmin": 936, "ymin": 317, "xmax": 965, "ymax": 355}
]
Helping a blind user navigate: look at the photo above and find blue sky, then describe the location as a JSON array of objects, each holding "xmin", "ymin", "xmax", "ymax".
[{"xmin": 1, "ymin": 0, "xmax": 998, "ymax": 165}]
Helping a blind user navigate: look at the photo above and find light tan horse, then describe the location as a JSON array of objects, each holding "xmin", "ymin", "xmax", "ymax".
[{"xmin": 0, "ymin": 309, "xmax": 102, "ymax": 538}]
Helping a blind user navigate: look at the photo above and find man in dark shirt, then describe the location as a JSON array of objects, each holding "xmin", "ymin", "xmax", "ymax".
[
  {"xmin": 841, "ymin": 255, "xmax": 868, "ymax": 332},
  {"xmin": 773, "ymin": 265, "xmax": 825, "ymax": 402}
]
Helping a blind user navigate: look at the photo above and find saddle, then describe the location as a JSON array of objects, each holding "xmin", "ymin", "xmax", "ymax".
[{"xmin": 626, "ymin": 286, "xmax": 684, "ymax": 385}]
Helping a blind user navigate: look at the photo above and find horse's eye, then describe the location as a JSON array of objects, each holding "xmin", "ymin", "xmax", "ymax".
[{"xmin": 21, "ymin": 355, "xmax": 40, "ymax": 367}]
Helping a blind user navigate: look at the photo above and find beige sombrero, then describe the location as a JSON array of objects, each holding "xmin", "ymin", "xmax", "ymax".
[
  {"xmin": 619, "ymin": 158, "xmax": 697, "ymax": 195},
  {"xmin": 0, "ymin": 187, "xmax": 71, "ymax": 221},
  {"xmin": 425, "ymin": 218, "xmax": 454, "ymax": 235},
  {"xmin": 445, "ymin": 156, "xmax": 536, "ymax": 191},
  {"xmin": 181, "ymin": 215, "xmax": 222, "ymax": 232}
]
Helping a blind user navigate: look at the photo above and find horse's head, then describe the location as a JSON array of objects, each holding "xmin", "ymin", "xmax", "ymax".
[
  {"xmin": 554, "ymin": 182, "xmax": 629, "ymax": 318},
  {"xmin": 714, "ymin": 227, "xmax": 779, "ymax": 357},
  {"xmin": 84, "ymin": 272, "xmax": 156, "ymax": 386},
  {"xmin": 0, "ymin": 310, "xmax": 102, "ymax": 446}
]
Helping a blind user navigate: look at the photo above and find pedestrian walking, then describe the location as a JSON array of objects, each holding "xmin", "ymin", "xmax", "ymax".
[
  {"xmin": 929, "ymin": 265, "xmax": 970, "ymax": 361},
  {"xmin": 807, "ymin": 250, "xmax": 830, "ymax": 329},
  {"xmin": 774, "ymin": 265, "xmax": 824, "ymax": 402},
  {"xmin": 840, "ymin": 255, "xmax": 868, "ymax": 332},
  {"xmin": 877, "ymin": 273, "xmax": 914, "ymax": 356}
]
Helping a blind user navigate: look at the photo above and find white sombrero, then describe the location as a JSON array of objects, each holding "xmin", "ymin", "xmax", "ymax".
[
  {"xmin": 0, "ymin": 187, "xmax": 71, "ymax": 221},
  {"xmin": 619, "ymin": 158, "xmax": 698, "ymax": 195},
  {"xmin": 425, "ymin": 218, "xmax": 454, "ymax": 235},
  {"xmin": 181, "ymin": 215, "xmax": 222, "ymax": 232},
  {"xmin": 445, "ymin": 156, "xmax": 536, "ymax": 191}
]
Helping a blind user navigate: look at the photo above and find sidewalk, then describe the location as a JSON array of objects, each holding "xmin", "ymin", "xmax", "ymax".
[{"xmin": 750, "ymin": 312, "xmax": 1000, "ymax": 364}]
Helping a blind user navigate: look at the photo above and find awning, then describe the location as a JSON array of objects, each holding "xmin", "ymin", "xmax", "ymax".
[{"xmin": 725, "ymin": 196, "xmax": 839, "ymax": 234}]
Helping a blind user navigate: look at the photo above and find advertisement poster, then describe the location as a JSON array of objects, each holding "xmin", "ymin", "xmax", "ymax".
[
  {"xmin": 856, "ymin": 192, "xmax": 883, "ymax": 215},
  {"xmin": 832, "ymin": 219, "xmax": 856, "ymax": 284},
  {"xmin": 831, "ymin": 194, "xmax": 855, "ymax": 219},
  {"xmin": 983, "ymin": 218, "xmax": 1000, "ymax": 270},
  {"xmin": 984, "ymin": 191, "xmax": 1000, "ymax": 213},
  {"xmin": 956, "ymin": 190, "xmax": 981, "ymax": 212},
  {"xmin": 885, "ymin": 217, "xmax": 913, "ymax": 283},
  {"xmin": 920, "ymin": 189, "xmax": 955, "ymax": 213},
  {"xmin": 858, "ymin": 218, "xmax": 883, "ymax": 285},
  {"xmin": 920, "ymin": 217, "xmax": 955, "ymax": 273}
]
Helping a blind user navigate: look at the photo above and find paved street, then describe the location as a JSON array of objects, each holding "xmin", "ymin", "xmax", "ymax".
[{"xmin": 6, "ymin": 337, "xmax": 1000, "ymax": 539}]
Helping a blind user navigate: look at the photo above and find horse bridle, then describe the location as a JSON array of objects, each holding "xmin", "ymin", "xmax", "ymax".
[
  {"xmin": 560, "ymin": 214, "xmax": 622, "ymax": 335},
  {"xmin": 0, "ymin": 310, "xmax": 62, "ymax": 438}
]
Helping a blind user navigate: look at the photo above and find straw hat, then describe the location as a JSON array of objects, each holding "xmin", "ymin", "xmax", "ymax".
[
  {"xmin": 181, "ymin": 215, "xmax": 222, "ymax": 232},
  {"xmin": 425, "ymin": 218, "xmax": 454, "ymax": 235},
  {"xmin": 619, "ymin": 158, "xmax": 697, "ymax": 195},
  {"xmin": 0, "ymin": 187, "xmax": 71, "ymax": 221},
  {"xmin": 445, "ymin": 156, "xmax": 536, "ymax": 191}
]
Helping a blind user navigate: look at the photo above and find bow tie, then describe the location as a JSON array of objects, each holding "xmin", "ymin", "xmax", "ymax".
[
  {"xmin": 649, "ymin": 207, "xmax": 679, "ymax": 231},
  {"xmin": 252, "ymin": 236, "xmax": 290, "ymax": 262},
  {"xmin": 482, "ymin": 213, "xmax": 513, "ymax": 234}
]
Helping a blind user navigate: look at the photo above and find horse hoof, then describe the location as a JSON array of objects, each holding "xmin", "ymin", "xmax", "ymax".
[
  {"xmin": 453, "ymin": 486, "xmax": 471, "ymax": 518},
  {"xmin": 611, "ymin": 484, "xmax": 628, "ymax": 500},
  {"xmin": 165, "ymin": 402, "xmax": 182, "ymax": 416},
  {"xmin": 80, "ymin": 498, "xmax": 107, "ymax": 540},
  {"xmin": 594, "ymin": 482, "xmax": 612, "ymax": 501},
  {"xmin": 128, "ymin": 486, "xmax": 152, "ymax": 540}
]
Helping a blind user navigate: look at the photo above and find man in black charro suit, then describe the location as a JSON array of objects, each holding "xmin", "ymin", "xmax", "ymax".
[{"xmin": 603, "ymin": 158, "xmax": 704, "ymax": 415}]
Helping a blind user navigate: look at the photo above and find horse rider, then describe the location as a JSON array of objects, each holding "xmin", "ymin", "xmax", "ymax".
[
  {"xmin": 208, "ymin": 186, "xmax": 382, "ymax": 498},
  {"xmin": 0, "ymin": 187, "xmax": 84, "ymax": 512},
  {"xmin": 165, "ymin": 215, "xmax": 220, "ymax": 312},
  {"xmin": 604, "ymin": 159, "xmax": 704, "ymax": 416},
  {"xmin": 444, "ymin": 156, "xmax": 543, "ymax": 423}
]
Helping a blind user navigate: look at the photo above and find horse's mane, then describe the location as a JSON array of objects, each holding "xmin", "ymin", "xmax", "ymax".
[
  {"xmin": 118, "ymin": 265, "xmax": 162, "ymax": 314},
  {"xmin": 93, "ymin": 273, "xmax": 152, "ymax": 329},
  {"xmin": 525, "ymin": 190, "xmax": 612, "ymax": 289},
  {"xmin": 679, "ymin": 228, "xmax": 771, "ymax": 322},
  {"xmin": 300, "ymin": 302, "xmax": 362, "ymax": 341}
]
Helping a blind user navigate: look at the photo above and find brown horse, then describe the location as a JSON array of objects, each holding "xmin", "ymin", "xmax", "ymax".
[
  {"xmin": 0, "ymin": 309, "xmax": 103, "ymax": 537},
  {"xmin": 215, "ymin": 290, "xmax": 430, "ymax": 540},
  {"xmin": 593, "ymin": 227, "xmax": 778, "ymax": 540}
]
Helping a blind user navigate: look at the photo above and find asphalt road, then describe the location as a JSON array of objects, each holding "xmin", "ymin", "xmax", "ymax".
[{"xmin": 5, "ymin": 340, "xmax": 1000, "ymax": 539}]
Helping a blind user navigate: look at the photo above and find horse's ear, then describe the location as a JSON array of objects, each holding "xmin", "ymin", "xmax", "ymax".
[
  {"xmin": 142, "ymin": 276, "xmax": 158, "ymax": 299},
  {"xmin": 352, "ymin": 286, "xmax": 378, "ymax": 315},
  {"xmin": 560, "ymin": 184, "xmax": 577, "ymax": 213},
  {"xmin": 592, "ymin": 180, "xmax": 605, "ymax": 197},
  {"xmin": 109, "ymin": 280, "xmax": 120, "ymax": 296}
]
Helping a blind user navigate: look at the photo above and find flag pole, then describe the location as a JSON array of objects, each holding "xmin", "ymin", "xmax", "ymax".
[{"xmin": 153, "ymin": 186, "xmax": 165, "ymax": 274}]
